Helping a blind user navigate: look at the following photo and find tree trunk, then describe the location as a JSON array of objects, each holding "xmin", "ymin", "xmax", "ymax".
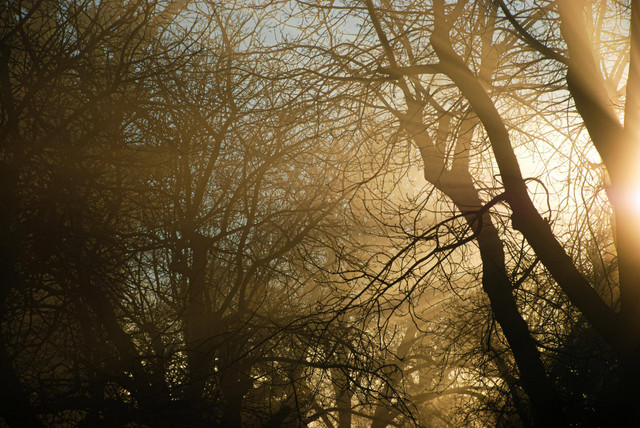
[
  {"xmin": 446, "ymin": 176, "xmax": 567, "ymax": 427},
  {"xmin": 182, "ymin": 239, "xmax": 213, "ymax": 403}
]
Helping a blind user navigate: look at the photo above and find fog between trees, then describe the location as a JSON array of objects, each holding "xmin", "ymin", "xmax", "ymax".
[{"xmin": 1, "ymin": 0, "xmax": 638, "ymax": 426}]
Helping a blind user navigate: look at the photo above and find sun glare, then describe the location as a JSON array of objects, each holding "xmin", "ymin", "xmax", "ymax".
[{"xmin": 625, "ymin": 188, "xmax": 640, "ymax": 214}]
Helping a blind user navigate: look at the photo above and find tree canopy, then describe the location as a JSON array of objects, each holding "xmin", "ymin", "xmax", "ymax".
[{"xmin": 1, "ymin": 0, "xmax": 639, "ymax": 426}]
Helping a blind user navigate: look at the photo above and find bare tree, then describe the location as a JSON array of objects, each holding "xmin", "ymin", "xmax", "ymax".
[
  {"xmin": 274, "ymin": 0, "xmax": 640, "ymax": 425},
  {"xmin": 0, "ymin": 1, "xmax": 422, "ymax": 426}
]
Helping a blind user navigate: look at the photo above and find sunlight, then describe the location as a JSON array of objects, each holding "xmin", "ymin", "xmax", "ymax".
[
  {"xmin": 617, "ymin": 142, "xmax": 640, "ymax": 216},
  {"xmin": 628, "ymin": 187, "xmax": 640, "ymax": 213}
]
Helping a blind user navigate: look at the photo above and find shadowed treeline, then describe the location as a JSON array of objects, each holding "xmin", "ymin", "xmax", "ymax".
[{"xmin": 0, "ymin": 1, "xmax": 638, "ymax": 427}]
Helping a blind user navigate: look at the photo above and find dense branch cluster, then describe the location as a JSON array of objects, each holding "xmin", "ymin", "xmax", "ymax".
[{"xmin": 1, "ymin": 0, "xmax": 638, "ymax": 427}]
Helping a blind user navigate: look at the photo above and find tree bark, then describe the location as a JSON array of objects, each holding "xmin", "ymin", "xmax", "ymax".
[
  {"xmin": 182, "ymin": 237, "xmax": 213, "ymax": 403},
  {"xmin": 429, "ymin": 0, "xmax": 625, "ymax": 358}
]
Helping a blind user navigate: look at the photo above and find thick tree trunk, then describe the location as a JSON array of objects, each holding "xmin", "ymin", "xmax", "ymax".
[
  {"xmin": 219, "ymin": 363, "xmax": 252, "ymax": 427},
  {"xmin": 446, "ymin": 176, "xmax": 567, "ymax": 427},
  {"xmin": 0, "ymin": 342, "xmax": 43, "ymax": 428},
  {"xmin": 558, "ymin": 1, "xmax": 640, "ymax": 420},
  {"xmin": 430, "ymin": 0, "xmax": 625, "ymax": 358},
  {"xmin": 405, "ymin": 75, "xmax": 566, "ymax": 426},
  {"xmin": 78, "ymin": 275, "xmax": 170, "ymax": 410},
  {"xmin": 182, "ymin": 239, "xmax": 213, "ymax": 403},
  {"xmin": 331, "ymin": 367, "xmax": 353, "ymax": 428},
  {"xmin": 410, "ymin": 108, "xmax": 566, "ymax": 424}
]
